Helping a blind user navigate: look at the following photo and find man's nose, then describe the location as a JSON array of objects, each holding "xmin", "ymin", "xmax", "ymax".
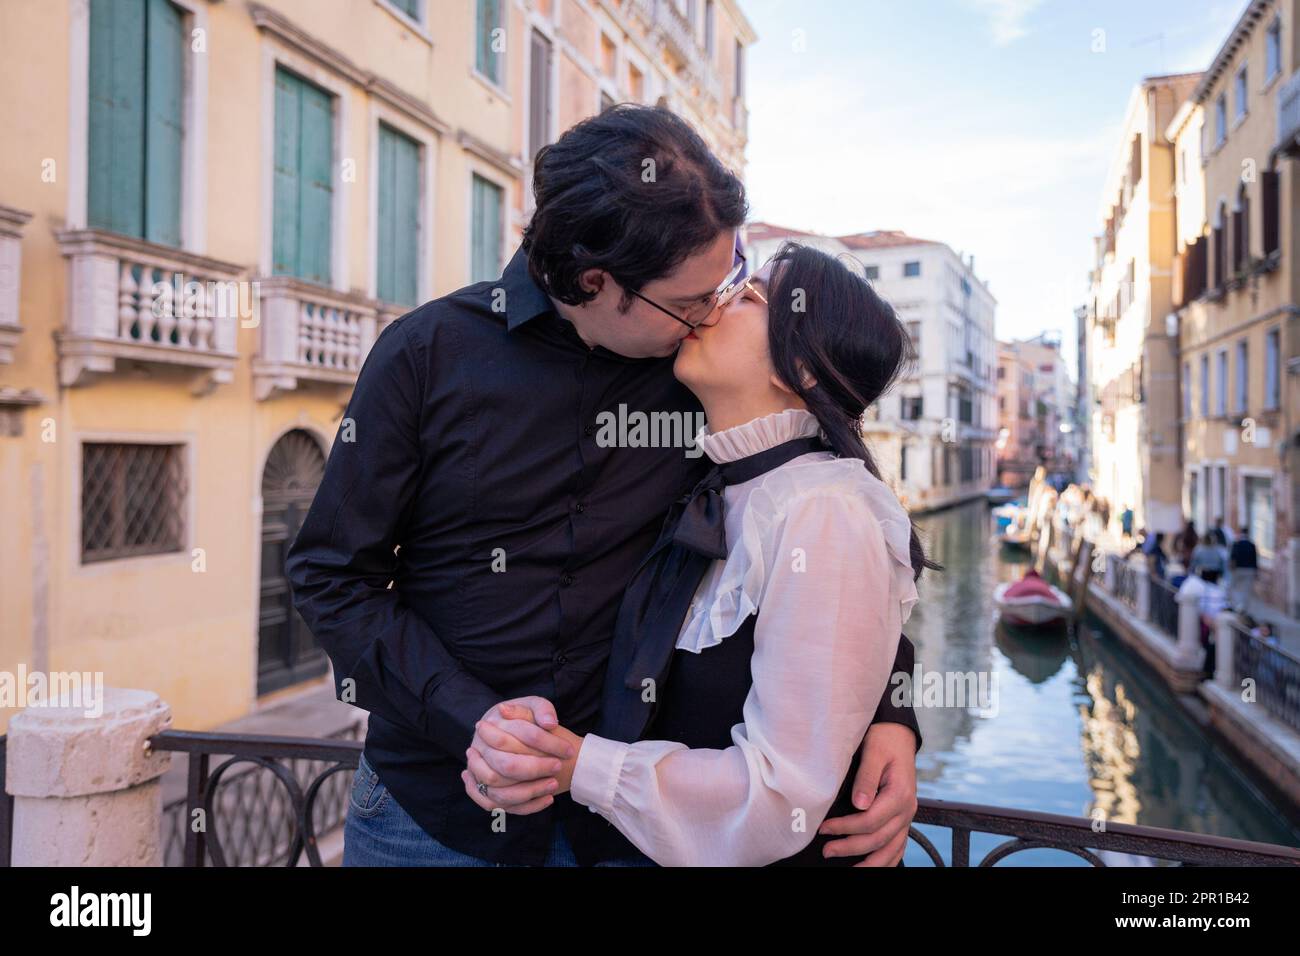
[{"xmin": 696, "ymin": 302, "xmax": 724, "ymax": 328}]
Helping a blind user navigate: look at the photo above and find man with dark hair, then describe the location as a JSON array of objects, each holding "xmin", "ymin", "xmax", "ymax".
[
  {"xmin": 287, "ymin": 105, "xmax": 921, "ymax": 867},
  {"xmin": 1228, "ymin": 526, "xmax": 1258, "ymax": 613}
]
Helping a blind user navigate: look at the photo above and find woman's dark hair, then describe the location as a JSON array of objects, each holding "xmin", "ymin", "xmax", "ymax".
[
  {"xmin": 522, "ymin": 104, "xmax": 747, "ymax": 308},
  {"xmin": 765, "ymin": 241, "xmax": 942, "ymax": 582}
]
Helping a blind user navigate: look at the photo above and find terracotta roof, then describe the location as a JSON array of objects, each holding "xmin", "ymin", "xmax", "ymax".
[
  {"xmin": 835, "ymin": 229, "xmax": 938, "ymax": 250},
  {"xmin": 743, "ymin": 221, "xmax": 824, "ymax": 242}
]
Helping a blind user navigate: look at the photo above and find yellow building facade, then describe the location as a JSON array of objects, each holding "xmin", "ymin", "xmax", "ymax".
[
  {"xmin": 1169, "ymin": 0, "xmax": 1300, "ymax": 616},
  {"xmin": 1087, "ymin": 72, "xmax": 1202, "ymax": 538},
  {"xmin": 0, "ymin": 0, "xmax": 753, "ymax": 733}
]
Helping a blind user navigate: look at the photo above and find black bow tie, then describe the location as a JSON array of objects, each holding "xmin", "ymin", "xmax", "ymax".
[
  {"xmin": 595, "ymin": 433, "xmax": 832, "ymax": 741},
  {"xmin": 671, "ymin": 435, "xmax": 832, "ymax": 560}
]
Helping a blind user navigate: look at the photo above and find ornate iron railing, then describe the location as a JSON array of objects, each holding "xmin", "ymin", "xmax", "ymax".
[
  {"xmin": 133, "ymin": 730, "xmax": 1296, "ymax": 867},
  {"xmin": 1149, "ymin": 574, "xmax": 1180, "ymax": 641},
  {"xmin": 1230, "ymin": 621, "xmax": 1300, "ymax": 735},
  {"xmin": 912, "ymin": 798, "xmax": 1300, "ymax": 866},
  {"xmin": 4, "ymin": 728, "xmax": 1297, "ymax": 867},
  {"xmin": 1108, "ymin": 554, "xmax": 1141, "ymax": 612},
  {"xmin": 148, "ymin": 726, "xmax": 363, "ymax": 867}
]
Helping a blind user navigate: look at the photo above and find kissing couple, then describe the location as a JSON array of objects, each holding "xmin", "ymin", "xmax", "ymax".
[{"xmin": 286, "ymin": 103, "xmax": 938, "ymax": 867}]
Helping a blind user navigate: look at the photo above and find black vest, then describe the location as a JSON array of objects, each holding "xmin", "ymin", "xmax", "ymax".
[{"xmin": 567, "ymin": 605, "xmax": 879, "ymax": 867}]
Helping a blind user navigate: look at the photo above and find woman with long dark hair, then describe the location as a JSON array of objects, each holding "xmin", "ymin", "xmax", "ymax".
[{"xmin": 465, "ymin": 241, "xmax": 939, "ymax": 866}]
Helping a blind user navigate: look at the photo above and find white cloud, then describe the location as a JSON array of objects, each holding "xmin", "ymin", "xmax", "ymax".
[{"xmin": 965, "ymin": 0, "xmax": 1044, "ymax": 45}]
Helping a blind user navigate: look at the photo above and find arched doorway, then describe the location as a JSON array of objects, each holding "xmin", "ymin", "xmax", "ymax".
[{"xmin": 258, "ymin": 429, "xmax": 328, "ymax": 695}]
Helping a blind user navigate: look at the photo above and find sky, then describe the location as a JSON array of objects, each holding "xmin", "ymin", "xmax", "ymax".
[{"xmin": 740, "ymin": 0, "xmax": 1249, "ymax": 374}]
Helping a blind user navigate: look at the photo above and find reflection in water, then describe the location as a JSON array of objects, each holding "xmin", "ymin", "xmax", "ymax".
[{"xmin": 901, "ymin": 498, "xmax": 1300, "ymax": 866}]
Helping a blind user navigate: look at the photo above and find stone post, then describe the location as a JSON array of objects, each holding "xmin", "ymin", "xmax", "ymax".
[
  {"xmin": 1214, "ymin": 611, "xmax": 1240, "ymax": 693},
  {"xmin": 1175, "ymin": 583, "xmax": 1207, "ymax": 672},
  {"xmin": 4, "ymin": 688, "xmax": 172, "ymax": 866}
]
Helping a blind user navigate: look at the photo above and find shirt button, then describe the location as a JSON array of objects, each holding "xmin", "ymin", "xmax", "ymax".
[
  {"xmin": 574, "ymin": 501, "xmax": 586, "ymax": 514},
  {"xmin": 561, "ymin": 572, "xmax": 575, "ymax": 587},
  {"xmin": 555, "ymin": 654, "xmax": 568, "ymax": 666}
]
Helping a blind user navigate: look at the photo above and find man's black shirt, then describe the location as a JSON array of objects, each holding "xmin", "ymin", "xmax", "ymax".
[{"xmin": 286, "ymin": 246, "xmax": 921, "ymax": 865}]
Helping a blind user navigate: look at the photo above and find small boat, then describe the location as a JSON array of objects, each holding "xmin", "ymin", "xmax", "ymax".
[
  {"xmin": 992, "ymin": 503, "xmax": 1022, "ymax": 531},
  {"xmin": 986, "ymin": 486, "xmax": 1019, "ymax": 505},
  {"xmin": 999, "ymin": 523, "xmax": 1034, "ymax": 550},
  {"xmin": 994, "ymin": 569, "xmax": 1073, "ymax": 627}
]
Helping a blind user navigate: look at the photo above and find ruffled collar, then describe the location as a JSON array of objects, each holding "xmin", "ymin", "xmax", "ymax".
[{"xmin": 695, "ymin": 408, "xmax": 825, "ymax": 464}]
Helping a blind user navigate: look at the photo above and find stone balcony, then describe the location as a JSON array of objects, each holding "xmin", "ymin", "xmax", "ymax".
[
  {"xmin": 251, "ymin": 276, "xmax": 380, "ymax": 400},
  {"xmin": 55, "ymin": 229, "xmax": 245, "ymax": 393},
  {"xmin": 0, "ymin": 204, "xmax": 34, "ymax": 364}
]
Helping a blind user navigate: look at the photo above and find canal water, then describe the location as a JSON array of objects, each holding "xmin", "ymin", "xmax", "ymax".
[{"xmin": 901, "ymin": 497, "xmax": 1300, "ymax": 866}]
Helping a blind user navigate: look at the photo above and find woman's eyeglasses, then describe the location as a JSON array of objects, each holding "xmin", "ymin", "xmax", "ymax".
[
  {"xmin": 627, "ymin": 251, "xmax": 749, "ymax": 330},
  {"xmin": 714, "ymin": 274, "xmax": 768, "ymax": 310}
]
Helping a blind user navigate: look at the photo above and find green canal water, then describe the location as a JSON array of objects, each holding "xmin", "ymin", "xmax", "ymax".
[{"xmin": 901, "ymin": 497, "xmax": 1300, "ymax": 866}]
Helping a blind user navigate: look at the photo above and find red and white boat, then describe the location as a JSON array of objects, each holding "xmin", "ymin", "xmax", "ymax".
[{"xmin": 994, "ymin": 569, "xmax": 1073, "ymax": 627}]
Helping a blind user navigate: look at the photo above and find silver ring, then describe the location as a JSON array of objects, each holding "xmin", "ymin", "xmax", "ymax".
[{"xmin": 477, "ymin": 781, "xmax": 490, "ymax": 796}]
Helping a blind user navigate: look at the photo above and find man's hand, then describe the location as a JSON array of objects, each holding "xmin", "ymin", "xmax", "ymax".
[
  {"xmin": 460, "ymin": 698, "xmax": 574, "ymax": 815},
  {"xmin": 817, "ymin": 722, "xmax": 918, "ymax": 866}
]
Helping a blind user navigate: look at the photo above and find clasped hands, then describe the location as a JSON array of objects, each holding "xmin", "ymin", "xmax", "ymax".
[
  {"xmin": 458, "ymin": 696, "xmax": 918, "ymax": 865},
  {"xmin": 461, "ymin": 696, "xmax": 580, "ymax": 815}
]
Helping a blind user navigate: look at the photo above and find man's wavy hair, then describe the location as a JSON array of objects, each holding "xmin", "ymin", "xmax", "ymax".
[{"xmin": 521, "ymin": 104, "xmax": 747, "ymax": 310}]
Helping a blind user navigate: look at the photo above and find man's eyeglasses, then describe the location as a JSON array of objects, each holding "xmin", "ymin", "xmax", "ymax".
[{"xmin": 627, "ymin": 251, "xmax": 748, "ymax": 330}]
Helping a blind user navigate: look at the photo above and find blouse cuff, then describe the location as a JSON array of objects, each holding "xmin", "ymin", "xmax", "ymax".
[{"xmin": 570, "ymin": 732, "xmax": 629, "ymax": 815}]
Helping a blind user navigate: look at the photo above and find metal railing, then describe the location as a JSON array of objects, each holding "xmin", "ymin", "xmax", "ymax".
[
  {"xmin": 1149, "ymin": 574, "xmax": 1180, "ymax": 641},
  {"xmin": 913, "ymin": 798, "xmax": 1300, "ymax": 866},
  {"xmin": 1108, "ymin": 553, "xmax": 1141, "ymax": 612},
  {"xmin": 3, "ymin": 728, "xmax": 1298, "ymax": 867},
  {"xmin": 149, "ymin": 726, "xmax": 363, "ymax": 867},
  {"xmin": 1230, "ymin": 621, "xmax": 1300, "ymax": 735}
]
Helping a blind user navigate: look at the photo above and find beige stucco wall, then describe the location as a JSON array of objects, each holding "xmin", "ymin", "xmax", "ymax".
[{"xmin": 0, "ymin": 0, "xmax": 754, "ymax": 733}]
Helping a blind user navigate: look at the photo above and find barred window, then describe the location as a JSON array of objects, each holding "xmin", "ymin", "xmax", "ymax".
[{"xmin": 82, "ymin": 442, "xmax": 187, "ymax": 562}]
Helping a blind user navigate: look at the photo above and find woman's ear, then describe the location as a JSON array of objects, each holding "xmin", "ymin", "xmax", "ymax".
[
  {"xmin": 578, "ymin": 268, "xmax": 606, "ymax": 296},
  {"xmin": 793, "ymin": 360, "xmax": 818, "ymax": 389},
  {"xmin": 768, "ymin": 362, "xmax": 816, "ymax": 394}
]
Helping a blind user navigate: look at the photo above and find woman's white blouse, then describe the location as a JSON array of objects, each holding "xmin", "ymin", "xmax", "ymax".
[{"xmin": 570, "ymin": 407, "xmax": 919, "ymax": 866}]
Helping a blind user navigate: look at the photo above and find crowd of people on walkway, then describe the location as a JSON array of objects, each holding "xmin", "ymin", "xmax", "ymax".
[{"xmin": 1048, "ymin": 483, "xmax": 1276, "ymax": 678}]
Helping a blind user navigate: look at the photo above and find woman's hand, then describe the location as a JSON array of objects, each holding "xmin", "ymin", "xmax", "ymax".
[
  {"xmin": 816, "ymin": 722, "xmax": 918, "ymax": 865},
  {"xmin": 461, "ymin": 703, "xmax": 585, "ymax": 814}
]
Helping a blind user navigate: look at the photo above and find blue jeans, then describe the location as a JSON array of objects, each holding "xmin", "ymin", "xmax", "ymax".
[{"xmin": 341, "ymin": 751, "xmax": 657, "ymax": 867}]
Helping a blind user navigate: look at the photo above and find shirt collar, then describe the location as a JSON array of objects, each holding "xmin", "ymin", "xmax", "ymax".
[
  {"xmin": 695, "ymin": 408, "xmax": 825, "ymax": 464},
  {"xmin": 499, "ymin": 245, "xmax": 554, "ymax": 331},
  {"xmin": 498, "ymin": 243, "xmax": 671, "ymax": 365}
]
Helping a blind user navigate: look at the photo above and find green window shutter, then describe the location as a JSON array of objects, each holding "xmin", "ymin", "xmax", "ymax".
[
  {"xmin": 271, "ymin": 68, "xmax": 302, "ymax": 276},
  {"xmin": 88, "ymin": 0, "xmax": 147, "ymax": 237},
  {"xmin": 377, "ymin": 124, "xmax": 420, "ymax": 305},
  {"xmin": 272, "ymin": 68, "xmax": 334, "ymax": 283},
  {"xmin": 471, "ymin": 174, "xmax": 502, "ymax": 284},
  {"xmin": 392, "ymin": 131, "xmax": 420, "ymax": 303},
  {"xmin": 376, "ymin": 126, "xmax": 396, "ymax": 301},
  {"xmin": 144, "ymin": 0, "xmax": 183, "ymax": 247},
  {"xmin": 298, "ymin": 80, "xmax": 334, "ymax": 285},
  {"xmin": 476, "ymin": 0, "xmax": 501, "ymax": 82}
]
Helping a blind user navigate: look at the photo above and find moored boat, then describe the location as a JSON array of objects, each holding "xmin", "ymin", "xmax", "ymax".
[{"xmin": 994, "ymin": 569, "xmax": 1073, "ymax": 626}]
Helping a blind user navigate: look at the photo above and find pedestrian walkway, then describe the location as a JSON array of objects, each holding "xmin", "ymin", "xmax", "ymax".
[{"xmin": 1088, "ymin": 530, "xmax": 1300, "ymax": 658}]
